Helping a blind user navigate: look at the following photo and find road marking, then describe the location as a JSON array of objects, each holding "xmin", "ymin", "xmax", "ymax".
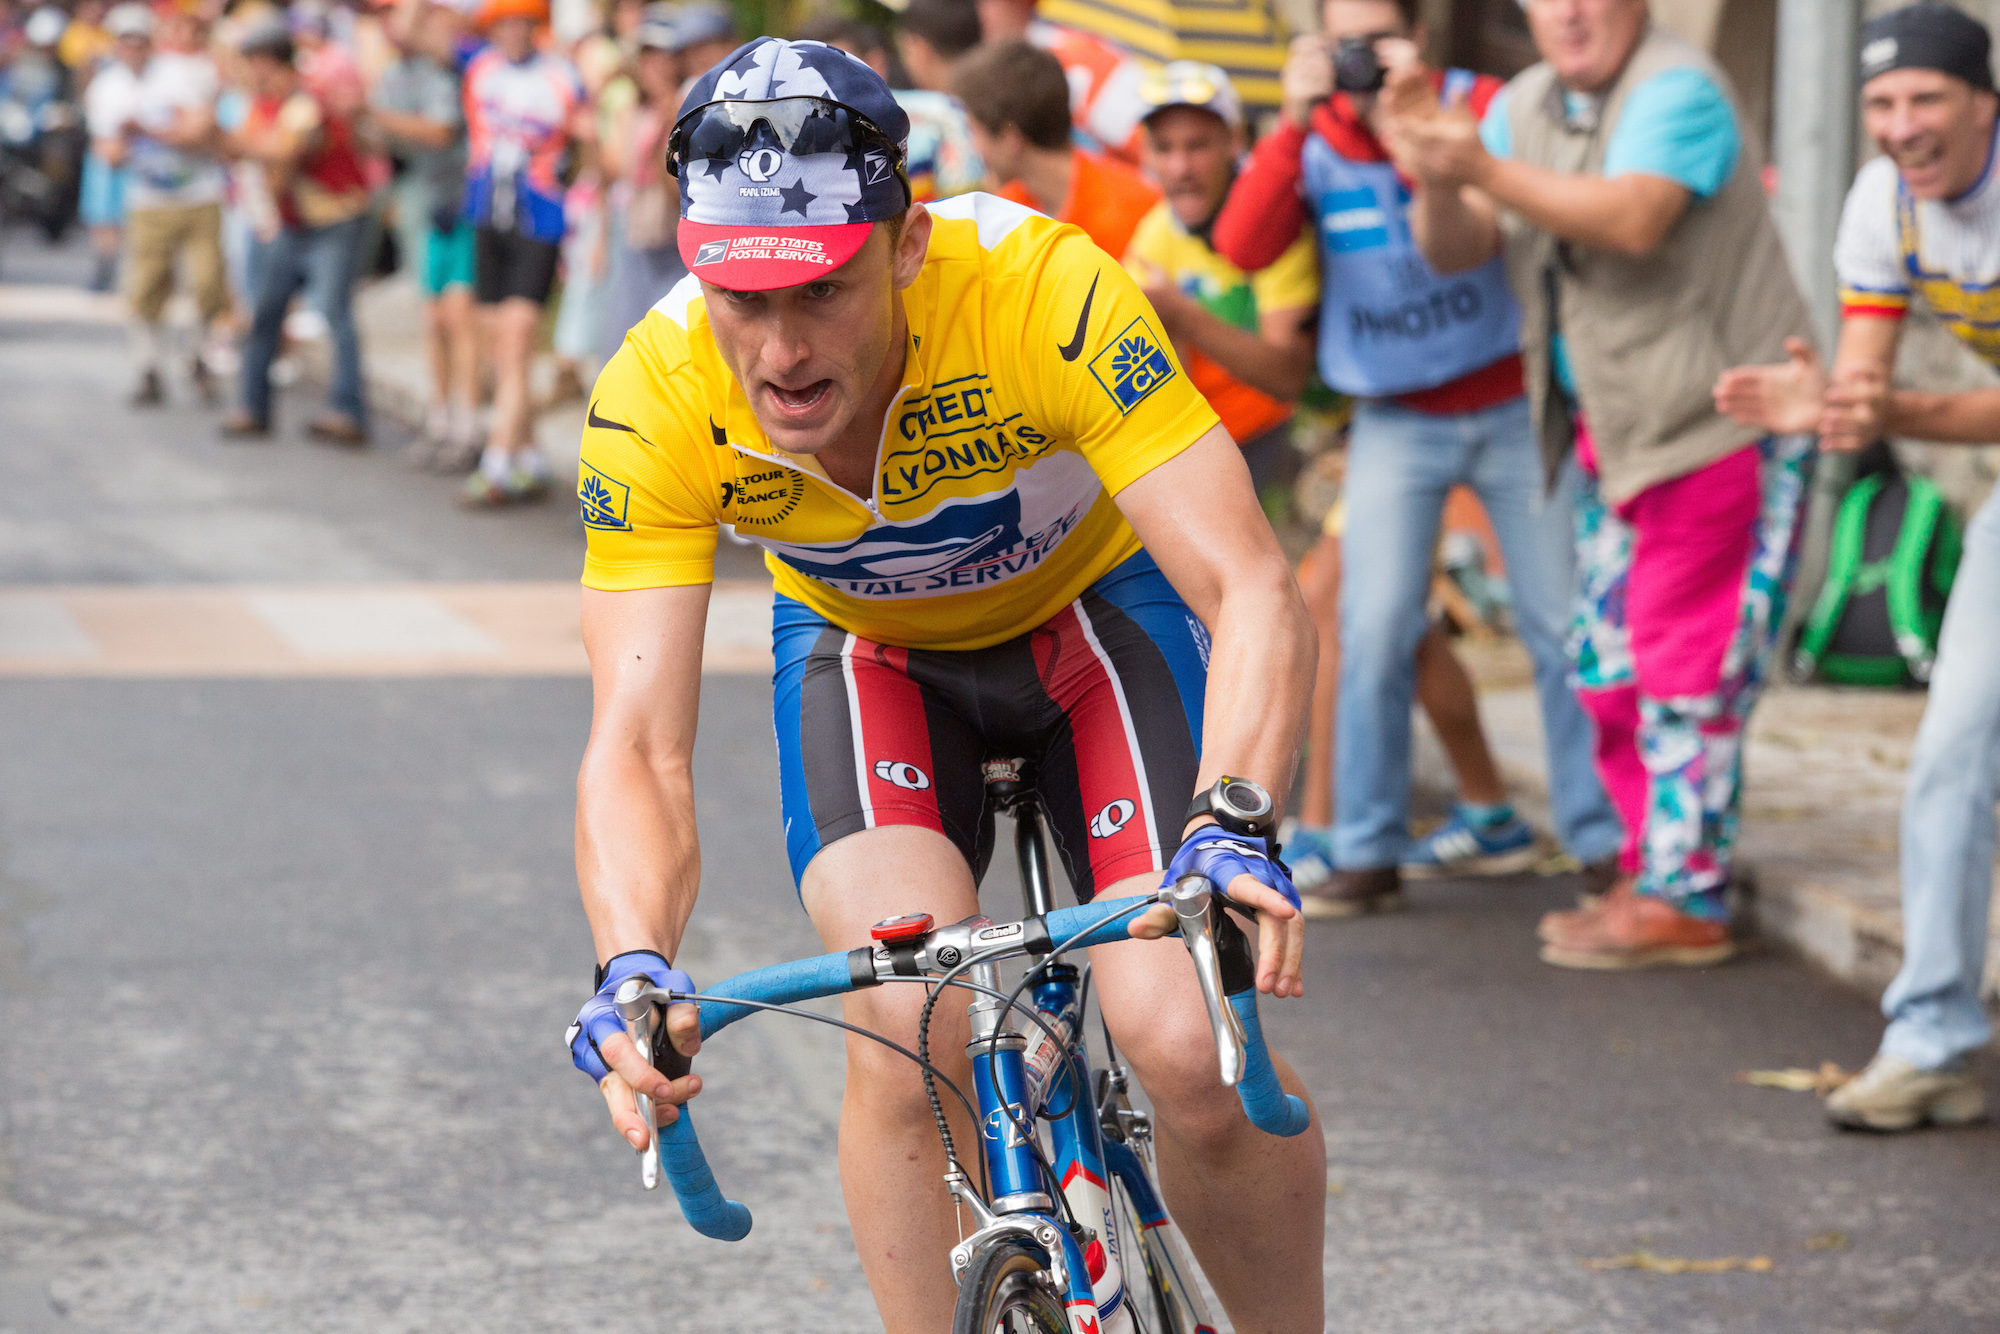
[{"xmin": 0, "ymin": 581, "xmax": 777, "ymax": 677}]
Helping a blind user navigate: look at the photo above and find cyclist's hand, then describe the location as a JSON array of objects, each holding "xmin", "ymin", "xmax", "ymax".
[
  {"xmin": 1137, "ymin": 828, "xmax": 1306, "ymax": 999},
  {"xmin": 567, "ymin": 950, "xmax": 703, "ymax": 1152}
]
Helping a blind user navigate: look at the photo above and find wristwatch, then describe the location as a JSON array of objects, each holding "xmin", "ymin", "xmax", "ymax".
[{"xmin": 1184, "ymin": 775, "xmax": 1276, "ymax": 839}]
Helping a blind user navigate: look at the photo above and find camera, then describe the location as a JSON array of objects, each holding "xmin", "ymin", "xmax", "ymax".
[{"xmin": 1332, "ymin": 36, "xmax": 1386, "ymax": 94}]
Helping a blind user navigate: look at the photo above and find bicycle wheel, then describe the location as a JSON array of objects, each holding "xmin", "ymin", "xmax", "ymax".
[
  {"xmin": 1110, "ymin": 1174, "xmax": 1174, "ymax": 1334},
  {"xmin": 951, "ymin": 1238, "xmax": 1072, "ymax": 1334}
]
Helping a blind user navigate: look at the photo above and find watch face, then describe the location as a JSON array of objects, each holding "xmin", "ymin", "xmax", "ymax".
[{"xmin": 1220, "ymin": 779, "xmax": 1271, "ymax": 821}]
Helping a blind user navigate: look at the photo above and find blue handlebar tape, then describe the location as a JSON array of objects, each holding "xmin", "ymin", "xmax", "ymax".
[
  {"xmin": 696, "ymin": 950, "xmax": 856, "ymax": 1040},
  {"xmin": 658, "ymin": 1108, "xmax": 753, "ymax": 1240},
  {"xmin": 1228, "ymin": 991, "xmax": 1311, "ymax": 1137},
  {"xmin": 1043, "ymin": 895, "xmax": 1154, "ymax": 951}
]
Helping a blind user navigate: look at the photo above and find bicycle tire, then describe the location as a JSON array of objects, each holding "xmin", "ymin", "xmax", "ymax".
[
  {"xmin": 1109, "ymin": 1174, "xmax": 1172, "ymax": 1334},
  {"xmin": 951, "ymin": 1238, "xmax": 1072, "ymax": 1334}
]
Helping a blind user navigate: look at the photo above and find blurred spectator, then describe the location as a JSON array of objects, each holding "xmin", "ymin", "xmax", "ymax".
[
  {"xmin": 225, "ymin": 20, "xmax": 373, "ymax": 443},
  {"xmin": 117, "ymin": 4, "xmax": 228, "ymax": 409},
  {"xmin": 290, "ymin": 0, "xmax": 365, "ymax": 119},
  {"xmin": 80, "ymin": 2, "xmax": 152, "ymax": 293},
  {"xmin": 59, "ymin": 0, "xmax": 113, "ymax": 74},
  {"xmin": 976, "ymin": 0, "xmax": 1145, "ymax": 163},
  {"xmin": 460, "ymin": 0, "xmax": 584, "ymax": 506},
  {"xmin": 955, "ymin": 38, "xmax": 1156, "ymax": 260},
  {"xmin": 545, "ymin": 11, "xmax": 622, "ymax": 408},
  {"xmin": 1388, "ymin": 0, "xmax": 1812, "ymax": 967},
  {"xmin": 598, "ymin": 12, "xmax": 683, "ymax": 350},
  {"xmin": 1215, "ymin": 0, "xmax": 1619, "ymax": 913},
  {"xmin": 372, "ymin": 0, "xmax": 477, "ymax": 468},
  {"xmin": 666, "ymin": 0, "xmax": 735, "ymax": 92},
  {"xmin": 803, "ymin": 9, "xmax": 984, "ymax": 203},
  {"xmin": 1123, "ymin": 61, "xmax": 1313, "ymax": 492},
  {"xmin": 1716, "ymin": 3, "xmax": 1998, "ymax": 1130}
]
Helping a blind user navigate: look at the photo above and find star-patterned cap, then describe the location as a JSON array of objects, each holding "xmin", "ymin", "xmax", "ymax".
[{"xmin": 674, "ymin": 38, "xmax": 912, "ymax": 291}]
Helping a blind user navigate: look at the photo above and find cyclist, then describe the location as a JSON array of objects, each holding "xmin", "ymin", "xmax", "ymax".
[{"xmin": 565, "ymin": 38, "xmax": 1325, "ymax": 1334}]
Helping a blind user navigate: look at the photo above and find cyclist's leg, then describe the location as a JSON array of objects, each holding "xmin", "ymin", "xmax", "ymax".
[
  {"xmin": 773, "ymin": 599, "xmax": 991, "ymax": 1333},
  {"xmin": 1030, "ymin": 554, "xmax": 1325, "ymax": 1329},
  {"xmin": 1088, "ymin": 894, "xmax": 1326, "ymax": 1332}
]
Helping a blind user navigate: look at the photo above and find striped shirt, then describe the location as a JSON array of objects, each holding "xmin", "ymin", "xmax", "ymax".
[{"xmin": 1835, "ymin": 124, "xmax": 2000, "ymax": 365}]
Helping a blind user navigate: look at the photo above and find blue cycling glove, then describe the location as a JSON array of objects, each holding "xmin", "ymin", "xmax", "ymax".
[
  {"xmin": 1163, "ymin": 827, "xmax": 1301, "ymax": 913},
  {"xmin": 567, "ymin": 950, "xmax": 695, "ymax": 1083}
]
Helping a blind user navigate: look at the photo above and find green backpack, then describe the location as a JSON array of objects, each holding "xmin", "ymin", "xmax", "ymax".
[{"xmin": 1795, "ymin": 446, "xmax": 1963, "ymax": 687}]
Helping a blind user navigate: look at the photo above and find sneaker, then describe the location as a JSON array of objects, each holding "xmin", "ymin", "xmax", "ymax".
[
  {"xmin": 1825, "ymin": 1053, "xmax": 1985, "ymax": 1132},
  {"xmin": 218, "ymin": 411, "xmax": 271, "ymax": 441},
  {"xmin": 1299, "ymin": 865, "xmax": 1402, "ymax": 919},
  {"xmin": 1280, "ymin": 822, "xmax": 1337, "ymax": 893},
  {"xmin": 461, "ymin": 469, "xmax": 551, "ymax": 508},
  {"xmin": 129, "ymin": 369, "xmax": 163, "ymax": 408},
  {"xmin": 1402, "ymin": 806, "xmax": 1540, "ymax": 879},
  {"xmin": 1538, "ymin": 889, "xmax": 1733, "ymax": 969},
  {"xmin": 306, "ymin": 412, "xmax": 368, "ymax": 447}
]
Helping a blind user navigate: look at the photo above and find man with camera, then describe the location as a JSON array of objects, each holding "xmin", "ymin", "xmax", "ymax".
[{"xmin": 1212, "ymin": 0, "xmax": 1621, "ymax": 915}]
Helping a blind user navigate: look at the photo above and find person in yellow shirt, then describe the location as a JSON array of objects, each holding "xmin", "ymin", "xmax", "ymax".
[
  {"xmin": 1122, "ymin": 61, "xmax": 1316, "ymax": 493},
  {"xmin": 565, "ymin": 38, "xmax": 1324, "ymax": 1334}
]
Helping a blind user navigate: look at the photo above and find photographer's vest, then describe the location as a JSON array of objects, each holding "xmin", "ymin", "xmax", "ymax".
[
  {"xmin": 1303, "ymin": 69, "xmax": 1521, "ymax": 398},
  {"xmin": 1499, "ymin": 27, "xmax": 1812, "ymax": 504}
]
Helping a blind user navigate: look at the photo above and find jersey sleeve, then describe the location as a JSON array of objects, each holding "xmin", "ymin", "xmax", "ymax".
[
  {"xmin": 1018, "ymin": 225, "xmax": 1221, "ymax": 496},
  {"xmin": 1833, "ymin": 156, "xmax": 1909, "ymax": 319},
  {"xmin": 1600, "ymin": 67, "xmax": 1740, "ymax": 198},
  {"xmin": 1250, "ymin": 230, "xmax": 1320, "ymax": 314},
  {"xmin": 578, "ymin": 322, "xmax": 726, "ymax": 591}
]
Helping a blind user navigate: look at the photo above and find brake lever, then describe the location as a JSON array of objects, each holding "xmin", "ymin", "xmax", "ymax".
[
  {"xmin": 1170, "ymin": 873, "xmax": 1249, "ymax": 1087},
  {"xmin": 615, "ymin": 978, "xmax": 689, "ymax": 1191}
]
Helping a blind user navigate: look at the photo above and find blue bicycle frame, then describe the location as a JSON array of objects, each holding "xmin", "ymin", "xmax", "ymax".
[{"xmin": 619, "ymin": 884, "xmax": 1309, "ymax": 1332}]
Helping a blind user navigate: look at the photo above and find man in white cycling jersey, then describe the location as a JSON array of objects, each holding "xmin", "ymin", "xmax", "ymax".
[{"xmin": 562, "ymin": 38, "xmax": 1326, "ymax": 1333}]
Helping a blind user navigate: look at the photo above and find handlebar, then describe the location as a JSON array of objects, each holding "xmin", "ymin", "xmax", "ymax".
[{"xmin": 622, "ymin": 884, "xmax": 1308, "ymax": 1240}]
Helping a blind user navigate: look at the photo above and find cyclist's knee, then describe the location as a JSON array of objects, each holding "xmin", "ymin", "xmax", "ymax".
[
  {"xmin": 840, "ymin": 988, "xmax": 969, "ymax": 1121},
  {"xmin": 1114, "ymin": 1013, "xmax": 1248, "ymax": 1148}
]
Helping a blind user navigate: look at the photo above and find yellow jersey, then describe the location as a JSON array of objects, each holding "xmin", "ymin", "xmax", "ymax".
[{"xmin": 578, "ymin": 193, "xmax": 1220, "ymax": 651}]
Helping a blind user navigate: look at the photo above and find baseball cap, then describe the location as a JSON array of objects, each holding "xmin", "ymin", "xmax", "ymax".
[
  {"xmin": 673, "ymin": 38, "xmax": 912, "ymax": 290},
  {"xmin": 1859, "ymin": 3, "xmax": 1995, "ymax": 93},
  {"xmin": 1137, "ymin": 60, "xmax": 1244, "ymax": 130},
  {"xmin": 105, "ymin": 2, "xmax": 156, "ymax": 38}
]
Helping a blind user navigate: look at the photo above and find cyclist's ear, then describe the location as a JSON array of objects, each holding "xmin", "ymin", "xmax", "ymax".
[{"xmin": 889, "ymin": 204, "xmax": 932, "ymax": 292}]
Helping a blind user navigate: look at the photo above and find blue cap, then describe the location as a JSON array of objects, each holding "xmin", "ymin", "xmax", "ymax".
[{"xmin": 675, "ymin": 38, "xmax": 912, "ymax": 289}]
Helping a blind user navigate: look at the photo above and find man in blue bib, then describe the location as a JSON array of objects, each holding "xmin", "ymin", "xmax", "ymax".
[{"xmin": 1214, "ymin": 0, "xmax": 1620, "ymax": 913}]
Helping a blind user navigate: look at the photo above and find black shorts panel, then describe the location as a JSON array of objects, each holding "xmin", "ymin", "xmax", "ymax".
[{"xmin": 474, "ymin": 227, "xmax": 560, "ymax": 305}]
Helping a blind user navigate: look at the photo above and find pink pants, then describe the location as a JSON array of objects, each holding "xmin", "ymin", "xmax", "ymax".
[{"xmin": 1569, "ymin": 427, "xmax": 1812, "ymax": 910}]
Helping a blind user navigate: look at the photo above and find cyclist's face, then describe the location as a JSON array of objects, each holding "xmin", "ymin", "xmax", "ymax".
[
  {"xmin": 702, "ymin": 210, "xmax": 932, "ymax": 458},
  {"xmin": 1862, "ymin": 69, "xmax": 1998, "ymax": 202}
]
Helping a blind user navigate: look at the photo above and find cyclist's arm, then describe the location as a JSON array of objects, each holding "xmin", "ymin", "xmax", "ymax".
[
  {"xmin": 576, "ymin": 581, "xmax": 712, "ymax": 1142},
  {"xmin": 1114, "ymin": 423, "xmax": 1317, "ymax": 996}
]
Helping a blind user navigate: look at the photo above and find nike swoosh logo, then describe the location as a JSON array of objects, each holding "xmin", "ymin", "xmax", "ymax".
[
  {"xmin": 587, "ymin": 402, "xmax": 650, "ymax": 445},
  {"xmin": 1057, "ymin": 272, "xmax": 1100, "ymax": 362}
]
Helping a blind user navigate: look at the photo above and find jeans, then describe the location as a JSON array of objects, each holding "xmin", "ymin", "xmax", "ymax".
[
  {"xmin": 1334, "ymin": 396, "xmax": 1623, "ymax": 869},
  {"xmin": 239, "ymin": 216, "xmax": 366, "ymax": 425},
  {"xmin": 1881, "ymin": 486, "xmax": 2000, "ymax": 1070}
]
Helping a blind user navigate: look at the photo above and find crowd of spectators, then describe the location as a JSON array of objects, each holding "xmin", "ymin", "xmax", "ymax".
[{"xmin": 5, "ymin": 0, "xmax": 1995, "ymax": 1127}]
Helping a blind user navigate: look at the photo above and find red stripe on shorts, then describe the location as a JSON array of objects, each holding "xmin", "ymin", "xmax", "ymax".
[
  {"xmin": 844, "ymin": 636, "xmax": 946, "ymax": 833},
  {"xmin": 1032, "ymin": 604, "xmax": 1161, "ymax": 884}
]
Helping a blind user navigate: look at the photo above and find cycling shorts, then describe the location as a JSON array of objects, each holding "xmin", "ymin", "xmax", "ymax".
[
  {"xmin": 772, "ymin": 550, "xmax": 1209, "ymax": 899},
  {"xmin": 474, "ymin": 226, "xmax": 560, "ymax": 305}
]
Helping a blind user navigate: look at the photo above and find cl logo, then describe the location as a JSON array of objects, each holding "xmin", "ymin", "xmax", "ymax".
[
  {"xmin": 1089, "ymin": 799, "xmax": 1136, "ymax": 838},
  {"xmin": 737, "ymin": 147, "xmax": 785, "ymax": 182},
  {"xmin": 873, "ymin": 760, "xmax": 931, "ymax": 792}
]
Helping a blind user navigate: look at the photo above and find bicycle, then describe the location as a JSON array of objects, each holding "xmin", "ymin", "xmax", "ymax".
[{"xmin": 612, "ymin": 760, "xmax": 1312, "ymax": 1334}]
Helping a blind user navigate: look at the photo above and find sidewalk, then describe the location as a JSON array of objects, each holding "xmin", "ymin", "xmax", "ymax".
[{"xmin": 1446, "ymin": 639, "xmax": 1998, "ymax": 1006}]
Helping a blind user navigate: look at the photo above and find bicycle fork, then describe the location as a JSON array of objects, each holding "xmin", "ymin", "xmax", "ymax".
[{"xmin": 954, "ymin": 960, "xmax": 1135, "ymax": 1334}]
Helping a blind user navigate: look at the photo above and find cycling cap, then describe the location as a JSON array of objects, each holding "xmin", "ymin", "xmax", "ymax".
[
  {"xmin": 1137, "ymin": 61, "xmax": 1243, "ymax": 130},
  {"xmin": 672, "ymin": 37, "xmax": 911, "ymax": 291},
  {"xmin": 1859, "ymin": 4, "xmax": 1994, "ymax": 94}
]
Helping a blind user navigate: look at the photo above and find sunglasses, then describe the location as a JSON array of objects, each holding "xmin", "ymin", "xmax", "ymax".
[{"xmin": 670, "ymin": 96, "xmax": 907, "ymax": 195}]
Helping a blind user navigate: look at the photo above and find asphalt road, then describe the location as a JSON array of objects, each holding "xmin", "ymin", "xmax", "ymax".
[{"xmin": 2, "ymin": 270, "xmax": 1998, "ymax": 1333}]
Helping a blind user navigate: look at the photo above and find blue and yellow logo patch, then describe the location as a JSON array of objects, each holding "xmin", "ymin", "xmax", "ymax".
[
  {"xmin": 579, "ymin": 462, "xmax": 632, "ymax": 531},
  {"xmin": 1088, "ymin": 318, "xmax": 1177, "ymax": 415}
]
